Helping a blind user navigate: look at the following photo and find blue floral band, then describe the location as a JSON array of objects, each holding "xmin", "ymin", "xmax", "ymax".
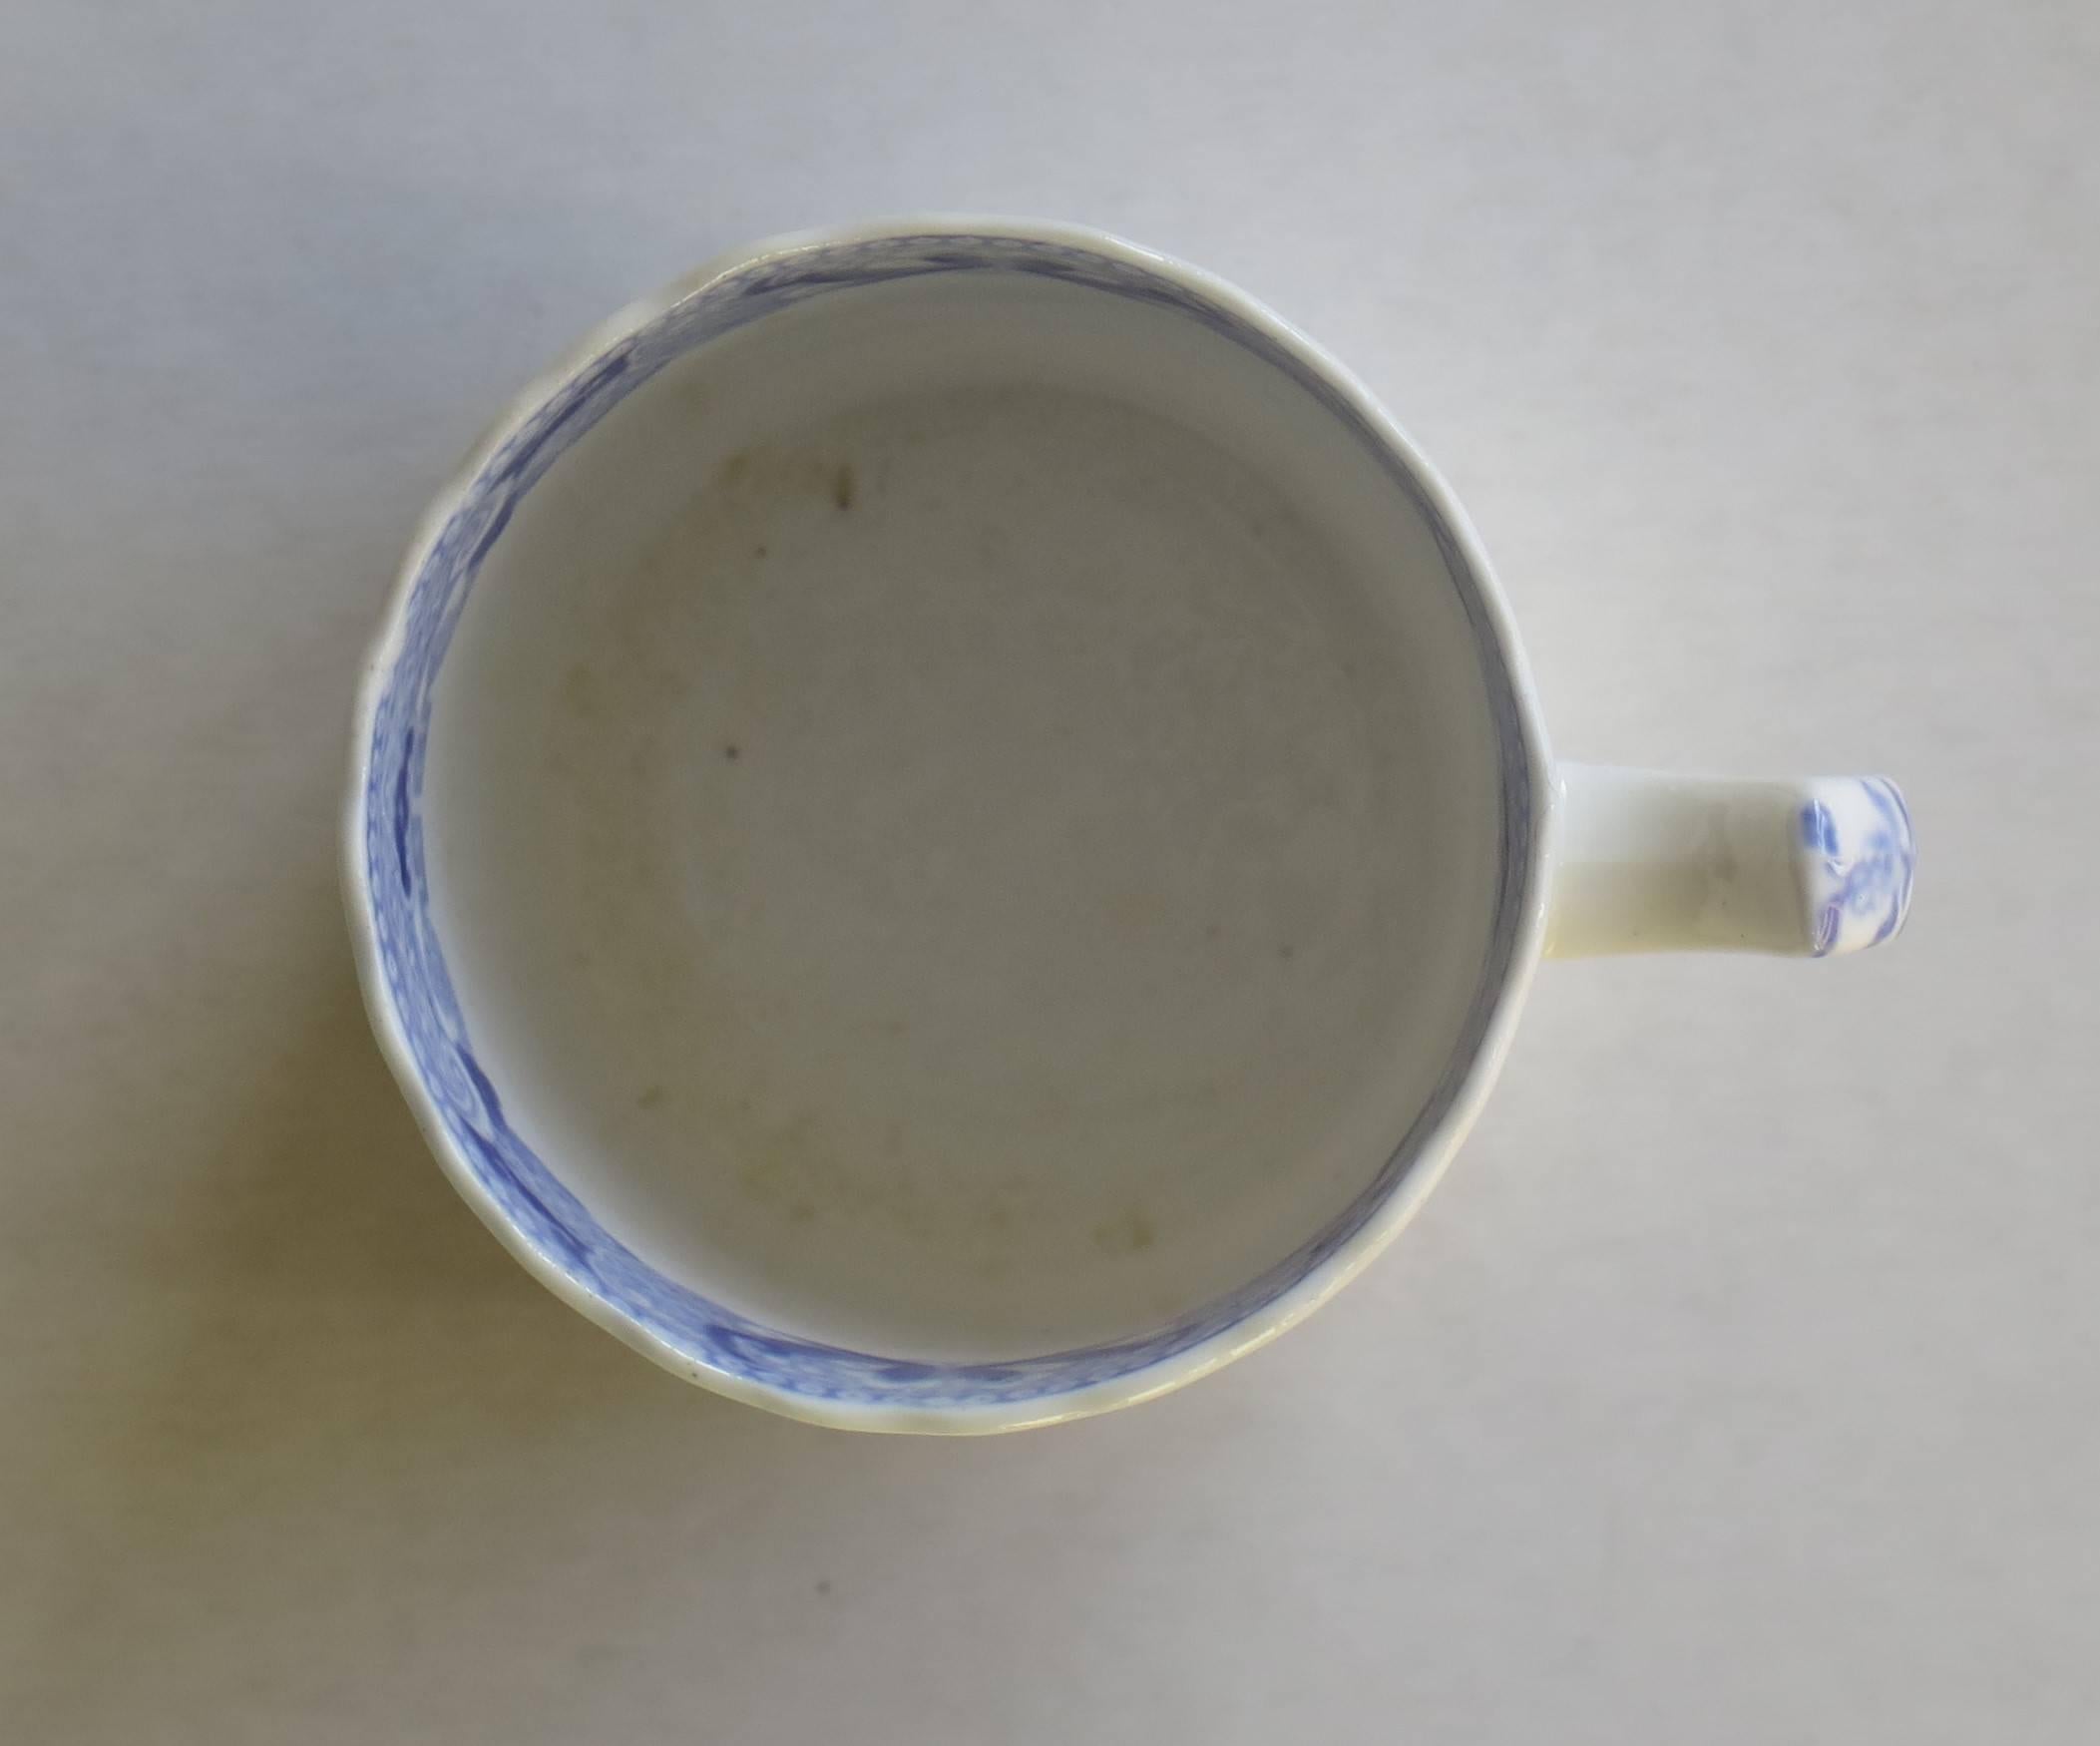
[{"xmin": 357, "ymin": 232, "xmax": 1535, "ymax": 1410}]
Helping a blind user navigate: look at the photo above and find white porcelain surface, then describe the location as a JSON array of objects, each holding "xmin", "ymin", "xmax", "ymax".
[
  {"xmin": 8, "ymin": 4, "xmax": 2091, "ymax": 1740},
  {"xmin": 346, "ymin": 222, "xmax": 1906, "ymax": 1429},
  {"xmin": 346, "ymin": 223, "xmax": 1548, "ymax": 1429}
]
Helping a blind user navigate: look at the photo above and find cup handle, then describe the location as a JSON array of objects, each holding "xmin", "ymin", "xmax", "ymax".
[{"xmin": 1544, "ymin": 764, "xmax": 1915, "ymax": 959}]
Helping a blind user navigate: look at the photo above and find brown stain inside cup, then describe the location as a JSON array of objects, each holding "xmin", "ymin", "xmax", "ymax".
[
  {"xmin": 708, "ymin": 446, "xmax": 862, "ymax": 517},
  {"xmin": 1092, "ymin": 1207, "xmax": 1158, "ymax": 1255}
]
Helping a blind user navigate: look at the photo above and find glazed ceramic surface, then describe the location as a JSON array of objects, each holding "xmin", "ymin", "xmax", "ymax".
[{"xmin": 344, "ymin": 219, "xmax": 1914, "ymax": 1432}]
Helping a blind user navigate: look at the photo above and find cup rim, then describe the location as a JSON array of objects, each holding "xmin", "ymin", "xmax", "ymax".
[{"xmin": 341, "ymin": 216, "xmax": 1555, "ymax": 1433}]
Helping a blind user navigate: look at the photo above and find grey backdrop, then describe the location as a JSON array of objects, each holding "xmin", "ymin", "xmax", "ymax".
[{"xmin": 5, "ymin": 3, "xmax": 2094, "ymax": 1741}]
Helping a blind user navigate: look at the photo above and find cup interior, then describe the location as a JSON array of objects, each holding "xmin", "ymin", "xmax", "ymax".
[{"xmin": 355, "ymin": 230, "xmax": 1532, "ymax": 1417}]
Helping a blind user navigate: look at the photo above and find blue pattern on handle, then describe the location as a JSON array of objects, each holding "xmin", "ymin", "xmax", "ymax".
[
  {"xmin": 358, "ymin": 233, "xmax": 1534, "ymax": 1410},
  {"xmin": 1799, "ymin": 777, "xmax": 1914, "ymax": 957}
]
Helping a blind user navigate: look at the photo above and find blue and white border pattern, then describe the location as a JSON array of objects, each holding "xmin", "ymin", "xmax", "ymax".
[
  {"xmin": 360, "ymin": 232, "xmax": 1535, "ymax": 1409},
  {"xmin": 1799, "ymin": 776, "xmax": 1915, "ymax": 957}
]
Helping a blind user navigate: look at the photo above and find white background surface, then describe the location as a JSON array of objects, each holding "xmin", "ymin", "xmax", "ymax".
[{"xmin": 5, "ymin": 4, "xmax": 2095, "ymax": 1740}]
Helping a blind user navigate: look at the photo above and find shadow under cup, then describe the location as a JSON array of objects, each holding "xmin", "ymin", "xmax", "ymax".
[{"xmin": 353, "ymin": 230, "xmax": 1536, "ymax": 1425}]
